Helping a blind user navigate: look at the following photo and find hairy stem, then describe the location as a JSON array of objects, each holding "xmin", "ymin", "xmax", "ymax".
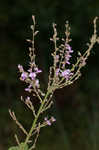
[{"xmin": 23, "ymin": 91, "xmax": 50, "ymax": 149}]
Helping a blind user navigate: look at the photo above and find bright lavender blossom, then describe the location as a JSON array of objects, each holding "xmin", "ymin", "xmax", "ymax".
[
  {"xmin": 44, "ymin": 117, "xmax": 56, "ymax": 126},
  {"xmin": 44, "ymin": 117, "xmax": 51, "ymax": 126},
  {"xmin": 65, "ymin": 51, "xmax": 72, "ymax": 64},
  {"xmin": 21, "ymin": 72, "xmax": 28, "ymax": 81},
  {"xmin": 61, "ymin": 69, "xmax": 73, "ymax": 80},
  {"xmin": 65, "ymin": 43, "xmax": 73, "ymax": 65},
  {"xmin": 29, "ymin": 72, "xmax": 36, "ymax": 80},
  {"xmin": 65, "ymin": 43, "xmax": 73, "ymax": 53}
]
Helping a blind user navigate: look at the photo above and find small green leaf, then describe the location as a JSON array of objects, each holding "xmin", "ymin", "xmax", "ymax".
[
  {"xmin": 8, "ymin": 143, "xmax": 28, "ymax": 150},
  {"xmin": 19, "ymin": 143, "xmax": 28, "ymax": 150},
  {"xmin": 8, "ymin": 146, "xmax": 18, "ymax": 150}
]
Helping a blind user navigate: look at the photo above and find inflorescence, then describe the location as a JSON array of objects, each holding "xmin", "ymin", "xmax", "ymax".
[{"xmin": 9, "ymin": 16, "xmax": 99, "ymax": 150}]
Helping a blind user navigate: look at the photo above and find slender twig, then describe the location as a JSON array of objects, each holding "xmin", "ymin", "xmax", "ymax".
[{"xmin": 9, "ymin": 110, "xmax": 28, "ymax": 136}]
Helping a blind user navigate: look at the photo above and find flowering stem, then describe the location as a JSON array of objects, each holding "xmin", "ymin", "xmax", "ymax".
[
  {"xmin": 24, "ymin": 91, "xmax": 50, "ymax": 148},
  {"xmin": 9, "ymin": 16, "xmax": 99, "ymax": 150}
]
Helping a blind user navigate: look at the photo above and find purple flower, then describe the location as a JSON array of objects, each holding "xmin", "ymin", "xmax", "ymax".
[
  {"xmin": 65, "ymin": 51, "xmax": 72, "ymax": 64},
  {"xmin": 65, "ymin": 44, "xmax": 73, "ymax": 53},
  {"xmin": 29, "ymin": 72, "xmax": 36, "ymax": 80},
  {"xmin": 65, "ymin": 44, "xmax": 73, "ymax": 65},
  {"xmin": 34, "ymin": 67, "xmax": 42, "ymax": 73},
  {"xmin": 21, "ymin": 72, "xmax": 28, "ymax": 81},
  {"xmin": 46, "ymin": 120, "xmax": 51, "ymax": 126},
  {"xmin": 44, "ymin": 117, "xmax": 51, "ymax": 126},
  {"xmin": 62, "ymin": 69, "xmax": 70, "ymax": 76},
  {"xmin": 44, "ymin": 117, "xmax": 56, "ymax": 126},
  {"xmin": 61, "ymin": 69, "xmax": 73, "ymax": 80},
  {"xmin": 18, "ymin": 64, "xmax": 24, "ymax": 72}
]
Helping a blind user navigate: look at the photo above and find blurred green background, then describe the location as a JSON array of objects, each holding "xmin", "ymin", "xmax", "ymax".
[{"xmin": 0, "ymin": 0, "xmax": 99, "ymax": 149}]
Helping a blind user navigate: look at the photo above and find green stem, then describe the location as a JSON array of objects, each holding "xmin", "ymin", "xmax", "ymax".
[{"xmin": 23, "ymin": 91, "xmax": 50, "ymax": 148}]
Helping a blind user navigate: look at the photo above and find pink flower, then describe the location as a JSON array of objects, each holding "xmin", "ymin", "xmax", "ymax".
[
  {"xmin": 29, "ymin": 72, "xmax": 36, "ymax": 80},
  {"xmin": 44, "ymin": 116, "xmax": 56, "ymax": 126},
  {"xmin": 65, "ymin": 44, "xmax": 73, "ymax": 53},
  {"xmin": 44, "ymin": 117, "xmax": 51, "ymax": 126},
  {"xmin": 65, "ymin": 44, "xmax": 73, "ymax": 65},
  {"xmin": 65, "ymin": 51, "xmax": 72, "ymax": 64},
  {"xmin": 61, "ymin": 69, "xmax": 73, "ymax": 80},
  {"xmin": 21, "ymin": 72, "xmax": 28, "ymax": 81},
  {"xmin": 18, "ymin": 64, "xmax": 24, "ymax": 72},
  {"xmin": 34, "ymin": 67, "xmax": 42, "ymax": 73}
]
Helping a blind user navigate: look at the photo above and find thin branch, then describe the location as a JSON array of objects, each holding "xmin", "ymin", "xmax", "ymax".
[
  {"xmin": 29, "ymin": 123, "xmax": 40, "ymax": 150},
  {"xmin": 14, "ymin": 134, "xmax": 20, "ymax": 146},
  {"xmin": 9, "ymin": 109, "xmax": 28, "ymax": 136},
  {"xmin": 21, "ymin": 96, "xmax": 36, "ymax": 117}
]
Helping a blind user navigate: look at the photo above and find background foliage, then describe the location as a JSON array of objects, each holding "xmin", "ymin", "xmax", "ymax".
[{"xmin": 0, "ymin": 0, "xmax": 99, "ymax": 149}]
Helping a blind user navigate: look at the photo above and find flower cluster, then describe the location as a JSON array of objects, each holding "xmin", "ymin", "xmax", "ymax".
[
  {"xmin": 18, "ymin": 64, "xmax": 42, "ymax": 91},
  {"xmin": 44, "ymin": 117, "xmax": 56, "ymax": 126},
  {"xmin": 65, "ymin": 43, "xmax": 73, "ymax": 64},
  {"xmin": 57, "ymin": 43, "xmax": 73, "ymax": 79},
  {"xmin": 61, "ymin": 69, "xmax": 73, "ymax": 80}
]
